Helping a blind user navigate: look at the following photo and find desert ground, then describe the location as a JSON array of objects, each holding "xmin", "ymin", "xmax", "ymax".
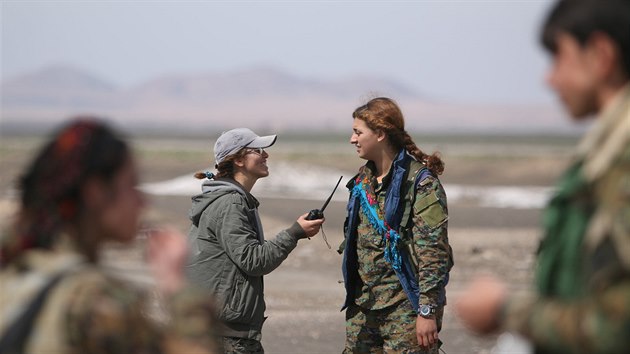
[{"xmin": 0, "ymin": 133, "xmax": 577, "ymax": 353}]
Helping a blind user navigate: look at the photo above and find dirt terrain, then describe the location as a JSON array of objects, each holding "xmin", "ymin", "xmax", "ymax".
[{"xmin": 0, "ymin": 135, "xmax": 574, "ymax": 353}]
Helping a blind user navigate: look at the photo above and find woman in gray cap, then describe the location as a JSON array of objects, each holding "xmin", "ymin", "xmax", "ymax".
[{"xmin": 186, "ymin": 128, "xmax": 324, "ymax": 354}]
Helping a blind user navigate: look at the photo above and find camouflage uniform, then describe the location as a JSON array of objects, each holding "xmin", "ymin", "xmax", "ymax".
[
  {"xmin": 342, "ymin": 151, "xmax": 453, "ymax": 353},
  {"xmin": 345, "ymin": 301, "xmax": 445, "ymax": 354},
  {"xmin": 500, "ymin": 86, "xmax": 630, "ymax": 353},
  {"xmin": 222, "ymin": 337, "xmax": 264, "ymax": 354},
  {"xmin": 0, "ymin": 236, "xmax": 221, "ymax": 354}
]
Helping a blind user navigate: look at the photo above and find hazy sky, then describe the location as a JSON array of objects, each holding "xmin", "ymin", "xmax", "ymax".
[{"xmin": 2, "ymin": 0, "xmax": 556, "ymax": 104}]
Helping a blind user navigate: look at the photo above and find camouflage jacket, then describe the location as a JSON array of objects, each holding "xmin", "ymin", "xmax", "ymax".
[
  {"xmin": 500, "ymin": 85, "xmax": 630, "ymax": 353},
  {"xmin": 341, "ymin": 150, "xmax": 453, "ymax": 313},
  {"xmin": 0, "ymin": 236, "xmax": 221, "ymax": 354}
]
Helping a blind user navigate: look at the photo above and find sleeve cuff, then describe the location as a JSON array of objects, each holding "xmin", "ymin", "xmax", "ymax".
[{"xmin": 287, "ymin": 222, "xmax": 306, "ymax": 240}]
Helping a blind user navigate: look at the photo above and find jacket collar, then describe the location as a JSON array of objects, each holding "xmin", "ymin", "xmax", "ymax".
[
  {"xmin": 351, "ymin": 149, "xmax": 411, "ymax": 226},
  {"xmin": 577, "ymin": 84, "xmax": 630, "ymax": 182},
  {"xmin": 204, "ymin": 177, "xmax": 260, "ymax": 208}
]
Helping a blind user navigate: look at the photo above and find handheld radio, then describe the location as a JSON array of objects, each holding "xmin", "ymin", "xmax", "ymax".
[{"xmin": 305, "ymin": 176, "xmax": 343, "ymax": 249}]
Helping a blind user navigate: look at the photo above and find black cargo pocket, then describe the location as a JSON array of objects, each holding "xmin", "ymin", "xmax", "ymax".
[{"xmin": 414, "ymin": 191, "xmax": 447, "ymax": 228}]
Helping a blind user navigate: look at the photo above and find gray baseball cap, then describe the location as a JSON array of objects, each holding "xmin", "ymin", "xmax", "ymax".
[{"xmin": 214, "ymin": 128, "xmax": 277, "ymax": 165}]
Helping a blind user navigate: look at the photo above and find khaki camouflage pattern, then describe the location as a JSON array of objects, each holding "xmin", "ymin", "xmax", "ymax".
[
  {"xmin": 354, "ymin": 164, "xmax": 452, "ymax": 310},
  {"xmin": 409, "ymin": 174, "xmax": 451, "ymax": 307},
  {"xmin": 344, "ymin": 300, "xmax": 442, "ymax": 354},
  {"xmin": 349, "ymin": 161, "xmax": 451, "ymax": 352},
  {"xmin": 0, "ymin": 241, "xmax": 221, "ymax": 354},
  {"xmin": 501, "ymin": 86, "xmax": 630, "ymax": 353},
  {"xmin": 354, "ymin": 175, "xmax": 407, "ymax": 309},
  {"xmin": 222, "ymin": 336, "xmax": 264, "ymax": 354}
]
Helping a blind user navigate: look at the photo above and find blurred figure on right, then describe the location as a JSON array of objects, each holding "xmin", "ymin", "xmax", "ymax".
[{"xmin": 456, "ymin": 0, "xmax": 630, "ymax": 353}]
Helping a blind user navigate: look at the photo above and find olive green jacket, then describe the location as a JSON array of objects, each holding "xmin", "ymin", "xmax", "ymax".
[{"xmin": 186, "ymin": 178, "xmax": 304, "ymax": 340}]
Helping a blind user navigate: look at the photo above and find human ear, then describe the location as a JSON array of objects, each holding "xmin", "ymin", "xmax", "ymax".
[
  {"xmin": 376, "ymin": 129, "xmax": 387, "ymax": 143},
  {"xmin": 587, "ymin": 32, "xmax": 621, "ymax": 81},
  {"xmin": 81, "ymin": 177, "xmax": 108, "ymax": 210},
  {"xmin": 233, "ymin": 157, "xmax": 246, "ymax": 168}
]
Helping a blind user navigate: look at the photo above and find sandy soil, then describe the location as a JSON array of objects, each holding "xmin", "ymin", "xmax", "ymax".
[
  {"xmin": 143, "ymin": 194, "xmax": 542, "ymax": 354},
  {"xmin": 134, "ymin": 139, "xmax": 566, "ymax": 354},
  {"xmin": 0, "ymin": 136, "xmax": 572, "ymax": 353}
]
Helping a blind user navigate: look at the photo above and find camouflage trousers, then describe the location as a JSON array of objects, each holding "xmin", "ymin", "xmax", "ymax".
[
  {"xmin": 344, "ymin": 300, "xmax": 443, "ymax": 354},
  {"xmin": 221, "ymin": 336, "xmax": 264, "ymax": 354}
]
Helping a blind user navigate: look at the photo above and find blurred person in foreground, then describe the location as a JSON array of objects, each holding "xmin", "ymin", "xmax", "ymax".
[
  {"xmin": 340, "ymin": 97, "xmax": 454, "ymax": 353},
  {"xmin": 0, "ymin": 118, "xmax": 221, "ymax": 353},
  {"xmin": 185, "ymin": 128, "xmax": 324, "ymax": 354},
  {"xmin": 456, "ymin": 0, "xmax": 630, "ymax": 353}
]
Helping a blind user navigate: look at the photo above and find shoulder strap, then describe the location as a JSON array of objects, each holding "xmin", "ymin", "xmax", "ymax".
[
  {"xmin": 400, "ymin": 160, "xmax": 431, "ymax": 231},
  {"xmin": 398, "ymin": 161, "xmax": 432, "ymax": 273},
  {"xmin": 0, "ymin": 272, "xmax": 67, "ymax": 354}
]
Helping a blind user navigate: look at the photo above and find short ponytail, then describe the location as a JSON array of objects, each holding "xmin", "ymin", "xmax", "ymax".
[
  {"xmin": 193, "ymin": 171, "xmax": 215, "ymax": 180},
  {"xmin": 193, "ymin": 148, "xmax": 247, "ymax": 180}
]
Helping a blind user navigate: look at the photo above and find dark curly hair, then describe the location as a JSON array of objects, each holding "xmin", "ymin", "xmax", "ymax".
[{"xmin": 1, "ymin": 118, "xmax": 130, "ymax": 267}]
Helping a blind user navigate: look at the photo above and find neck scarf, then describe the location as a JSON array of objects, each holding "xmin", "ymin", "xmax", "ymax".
[
  {"xmin": 536, "ymin": 161, "xmax": 591, "ymax": 298},
  {"xmin": 351, "ymin": 161, "xmax": 404, "ymax": 270}
]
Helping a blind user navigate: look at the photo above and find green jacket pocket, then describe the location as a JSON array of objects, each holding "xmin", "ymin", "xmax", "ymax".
[{"xmin": 414, "ymin": 191, "xmax": 447, "ymax": 228}]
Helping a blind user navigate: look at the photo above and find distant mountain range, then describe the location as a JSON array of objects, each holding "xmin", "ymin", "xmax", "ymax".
[{"xmin": 1, "ymin": 64, "xmax": 580, "ymax": 135}]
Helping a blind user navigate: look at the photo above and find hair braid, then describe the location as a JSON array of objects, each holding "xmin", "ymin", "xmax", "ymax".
[
  {"xmin": 353, "ymin": 97, "xmax": 445, "ymax": 176},
  {"xmin": 401, "ymin": 131, "xmax": 444, "ymax": 175}
]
